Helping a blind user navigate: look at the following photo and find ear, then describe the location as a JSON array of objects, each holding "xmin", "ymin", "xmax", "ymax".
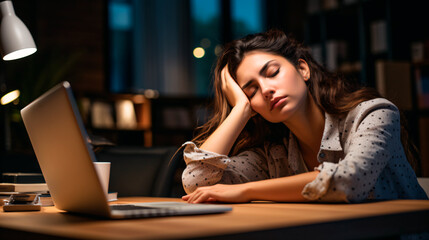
[{"xmin": 298, "ymin": 59, "xmax": 310, "ymax": 81}]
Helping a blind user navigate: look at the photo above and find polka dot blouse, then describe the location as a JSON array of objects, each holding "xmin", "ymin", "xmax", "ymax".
[{"xmin": 181, "ymin": 98, "xmax": 428, "ymax": 203}]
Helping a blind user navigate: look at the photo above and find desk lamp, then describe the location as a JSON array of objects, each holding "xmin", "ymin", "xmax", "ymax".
[
  {"xmin": 0, "ymin": 0, "xmax": 37, "ymax": 114},
  {"xmin": 0, "ymin": 0, "xmax": 37, "ymax": 61},
  {"xmin": 0, "ymin": 0, "xmax": 37, "ymax": 104},
  {"xmin": 0, "ymin": 0, "xmax": 37, "ymax": 182}
]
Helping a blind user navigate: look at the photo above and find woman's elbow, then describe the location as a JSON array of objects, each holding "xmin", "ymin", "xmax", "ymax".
[{"xmin": 181, "ymin": 169, "xmax": 198, "ymax": 194}]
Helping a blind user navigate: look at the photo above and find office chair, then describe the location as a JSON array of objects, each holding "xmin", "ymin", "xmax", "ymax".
[{"xmin": 95, "ymin": 146, "xmax": 186, "ymax": 198}]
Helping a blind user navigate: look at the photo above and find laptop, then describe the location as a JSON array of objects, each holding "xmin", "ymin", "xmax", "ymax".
[{"xmin": 20, "ymin": 81, "xmax": 232, "ymax": 219}]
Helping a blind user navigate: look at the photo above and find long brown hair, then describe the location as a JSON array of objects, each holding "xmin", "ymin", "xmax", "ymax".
[{"xmin": 192, "ymin": 29, "xmax": 418, "ymax": 169}]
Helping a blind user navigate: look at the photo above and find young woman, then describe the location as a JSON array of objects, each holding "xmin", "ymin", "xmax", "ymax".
[{"xmin": 181, "ymin": 29, "xmax": 427, "ymax": 203}]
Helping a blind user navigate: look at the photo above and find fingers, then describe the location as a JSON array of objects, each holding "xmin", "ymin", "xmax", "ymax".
[
  {"xmin": 182, "ymin": 187, "xmax": 219, "ymax": 204},
  {"xmin": 221, "ymin": 65, "xmax": 247, "ymax": 108},
  {"xmin": 221, "ymin": 66, "xmax": 232, "ymax": 101},
  {"xmin": 182, "ymin": 190, "xmax": 201, "ymax": 203},
  {"xmin": 184, "ymin": 191, "xmax": 209, "ymax": 203}
]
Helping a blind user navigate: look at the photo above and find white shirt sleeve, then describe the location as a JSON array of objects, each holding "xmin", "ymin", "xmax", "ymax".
[{"xmin": 181, "ymin": 142, "xmax": 270, "ymax": 194}]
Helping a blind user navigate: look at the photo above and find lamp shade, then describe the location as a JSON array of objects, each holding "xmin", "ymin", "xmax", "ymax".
[{"xmin": 0, "ymin": 0, "xmax": 36, "ymax": 61}]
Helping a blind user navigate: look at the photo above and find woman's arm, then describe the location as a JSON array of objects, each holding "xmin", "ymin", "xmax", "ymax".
[
  {"xmin": 182, "ymin": 171, "xmax": 319, "ymax": 203},
  {"xmin": 181, "ymin": 143, "xmax": 269, "ymax": 194},
  {"xmin": 181, "ymin": 66, "xmax": 257, "ymax": 194},
  {"xmin": 199, "ymin": 103, "xmax": 251, "ymax": 155},
  {"xmin": 199, "ymin": 66, "xmax": 253, "ymax": 155}
]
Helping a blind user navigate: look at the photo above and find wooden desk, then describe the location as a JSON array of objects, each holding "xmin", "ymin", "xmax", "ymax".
[{"xmin": 0, "ymin": 197, "xmax": 428, "ymax": 239}]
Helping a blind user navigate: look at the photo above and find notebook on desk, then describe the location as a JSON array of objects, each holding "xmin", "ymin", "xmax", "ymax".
[{"xmin": 20, "ymin": 82, "xmax": 232, "ymax": 219}]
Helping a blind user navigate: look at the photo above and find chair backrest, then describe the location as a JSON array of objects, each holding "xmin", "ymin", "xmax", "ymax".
[
  {"xmin": 96, "ymin": 146, "xmax": 185, "ymax": 197},
  {"xmin": 152, "ymin": 146, "xmax": 186, "ymax": 197},
  {"xmin": 417, "ymin": 178, "xmax": 429, "ymax": 197}
]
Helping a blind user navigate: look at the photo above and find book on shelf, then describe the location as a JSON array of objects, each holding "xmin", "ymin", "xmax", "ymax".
[
  {"xmin": 375, "ymin": 60, "xmax": 412, "ymax": 111},
  {"xmin": 310, "ymin": 44, "xmax": 323, "ymax": 66},
  {"xmin": 325, "ymin": 40, "xmax": 347, "ymax": 71},
  {"xmin": 162, "ymin": 107, "xmax": 192, "ymax": 129},
  {"xmin": 115, "ymin": 99, "xmax": 138, "ymax": 129},
  {"xmin": 371, "ymin": 20, "xmax": 387, "ymax": 54},
  {"xmin": 415, "ymin": 64, "xmax": 429, "ymax": 109},
  {"xmin": 411, "ymin": 41, "xmax": 425, "ymax": 62},
  {"xmin": 411, "ymin": 40, "xmax": 429, "ymax": 63},
  {"xmin": 91, "ymin": 101, "xmax": 115, "ymax": 129},
  {"xmin": 0, "ymin": 183, "xmax": 49, "ymax": 193},
  {"xmin": 419, "ymin": 117, "xmax": 429, "ymax": 177}
]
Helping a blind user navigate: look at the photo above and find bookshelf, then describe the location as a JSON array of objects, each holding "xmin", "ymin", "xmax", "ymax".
[
  {"xmin": 150, "ymin": 96, "xmax": 211, "ymax": 146},
  {"xmin": 78, "ymin": 93, "xmax": 153, "ymax": 147},
  {"xmin": 413, "ymin": 62, "xmax": 429, "ymax": 177},
  {"xmin": 304, "ymin": 0, "xmax": 429, "ymax": 176},
  {"xmin": 77, "ymin": 93, "xmax": 210, "ymax": 147}
]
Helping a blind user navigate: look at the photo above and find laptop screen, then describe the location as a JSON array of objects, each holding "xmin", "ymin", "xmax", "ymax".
[{"xmin": 21, "ymin": 82, "xmax": 111, "ymax": 217}]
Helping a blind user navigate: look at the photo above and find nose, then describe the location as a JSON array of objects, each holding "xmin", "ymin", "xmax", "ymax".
[{"xmin": 259, "ymin": 79, "xmax": 275, "ymax": 99}]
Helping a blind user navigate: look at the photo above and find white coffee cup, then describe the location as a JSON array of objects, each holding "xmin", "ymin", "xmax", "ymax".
[{"xmin": 93, "ymin": 162, "xmax": 111, "ymax": 195}]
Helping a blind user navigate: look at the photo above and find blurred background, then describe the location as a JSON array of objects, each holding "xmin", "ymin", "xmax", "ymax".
[{"xmin": 1, "ymin": 0, "xmax": 429, "ymax": 182}]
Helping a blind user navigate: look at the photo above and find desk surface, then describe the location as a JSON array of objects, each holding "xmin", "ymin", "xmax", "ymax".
[{"xmin": 1, "ymin": 197, "xmax": 429, "ymax": 239}]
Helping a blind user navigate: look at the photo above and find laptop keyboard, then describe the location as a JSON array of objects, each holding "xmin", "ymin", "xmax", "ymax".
[
  {"xmin": 110, "ymin": 204, "xmax": 179, "ymax": 218},
  {"xmin": 110, "ymin": 204, "xmax": 156, "ymax": 211}
]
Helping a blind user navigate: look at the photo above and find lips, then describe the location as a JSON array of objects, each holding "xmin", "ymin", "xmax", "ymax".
[{"xmin": 270, "ymin": 96, "xmax": 287, "ymax": 111}]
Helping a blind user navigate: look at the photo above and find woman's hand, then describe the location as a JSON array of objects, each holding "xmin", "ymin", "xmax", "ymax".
[
  {"xmin": 198, "ymin": 65, "xmax": 255, "ymax": 154},
  {"xmin": 221, "ymin": 65, "xmax": 251, "ymax": 110},
  {"xmin": 182, "ymin": 184, "xmax": 251, "ymax": 203}
]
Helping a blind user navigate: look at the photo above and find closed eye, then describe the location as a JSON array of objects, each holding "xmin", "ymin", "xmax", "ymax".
[
  {"xmin": 268, "ymin": 68, "xmax": 279, "ymax": 77},
  {"xmin": 265, "ymin": 65, "xmax": 280, "ymax": 78},
  {"xmin": 243, "ymin": 83, "xmax": 258, "ymax": 99},
  {"xmin": 248, "ymin": 86, "xmax": 258, "ymax": 99}
]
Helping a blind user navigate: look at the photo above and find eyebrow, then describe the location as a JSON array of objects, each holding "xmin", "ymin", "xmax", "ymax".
[{"xmin": 241, "ymin": 60, "xmax": 275, "ymax": 90}]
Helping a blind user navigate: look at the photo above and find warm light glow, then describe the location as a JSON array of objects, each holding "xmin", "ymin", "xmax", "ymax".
[
  {"xmin": 3, "ymin": 48, "xmax": 37, "ymax": 61},
  {"xmin": 214, "ymin": 45, "xmax": 222, "ymax": 56},
  {"xmin": 1, "ymin": 89, "xmax": 20, "ymax": 105},
  {"xmin": 193, "ymin": 47, "xmax": 205, "ymax": 58},
  {"xmin": 200, "ymin": 38, "xmax": 211, "ymax": 48},
  {"xmin": 115, "ymin": 100, "xmax": 137, "ymax": 129},
  {"xmin": 132, "ymin": 95, "xmax": 146, "ymax": 103},
  {"xmin": 144, "ymin": 89, "xmax": 159, "ymax": 99}
]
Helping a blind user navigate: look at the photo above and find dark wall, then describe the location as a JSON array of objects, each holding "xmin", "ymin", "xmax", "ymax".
[
  {"xmin": 266, "ymin": 0, "xmax": 307, "ymax": 42},
  {"xmin": 12, "ymin": 0, "xmax": 106, "ymax": 94}
]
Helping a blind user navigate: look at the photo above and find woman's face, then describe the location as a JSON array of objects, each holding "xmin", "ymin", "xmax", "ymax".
[{"xmin": 235, "ymin": 51, "xmax": 310, "ymax": 123}]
